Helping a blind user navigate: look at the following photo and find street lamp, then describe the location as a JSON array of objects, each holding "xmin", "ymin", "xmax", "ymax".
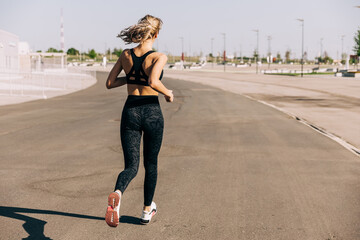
[
  {"xmin": 297, "ymin": 18, "xmax": 304, "ymax": 77},
  {"xmin": 252, "ymin": 29, "xmax": 259, "ymax": 74},
  {"xmin": 179, "ymin": 37, "xmax": 184, "ymax": 59},
  {"xmin": 179, "ymin": 37, "xmax": 184, "ymax": 70},
  {"xmin": 221, "ymin": 33, "xmax": 226, "ymax": 72},
  {"xmin": 320, "ymin": 38, "xmax": 323, "ymax": 59},
  {"xmin": 341, "ymin": 35, "xmax": 345, "ymax": 61},
  {"xmin": 211, "ymin": 38, "xmax": 214, "ymax": 68},
  {"xmin": 267, "ymin": 35, "xmax": 272, "ymax": 70}
]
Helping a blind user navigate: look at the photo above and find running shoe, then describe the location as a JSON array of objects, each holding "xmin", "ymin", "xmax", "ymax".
[
  {"xmin": 140, "ymin": 201, "xmax": 157, "ymax": 225},
  {"xmin": 105, "ymin": 191, "xmax": 121, "ymax": 227}
]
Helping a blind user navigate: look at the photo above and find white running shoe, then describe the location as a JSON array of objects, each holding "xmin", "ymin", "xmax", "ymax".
[
  {"xmin": 105, "ymin": 191, "xmax": 121, "ymax": 227},
  {"xmin": 140, "ymin": 201, "xmax": 157, "ymax": 225}
]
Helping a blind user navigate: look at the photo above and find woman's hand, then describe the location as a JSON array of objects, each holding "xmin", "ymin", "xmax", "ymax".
[{"xmin": 164, "ymin": 90, "xmax": 174, "ymax": 102}]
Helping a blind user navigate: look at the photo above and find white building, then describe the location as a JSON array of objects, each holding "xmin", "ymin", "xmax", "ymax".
[{"xmin": 0, "ymin": 29, "xmax": 19, "ymax": 72}]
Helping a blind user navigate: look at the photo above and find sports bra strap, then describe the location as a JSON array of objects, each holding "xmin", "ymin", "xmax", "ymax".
[{"xmin": 126, "ymin": 48, "xmax": 163, "ymax": 86}]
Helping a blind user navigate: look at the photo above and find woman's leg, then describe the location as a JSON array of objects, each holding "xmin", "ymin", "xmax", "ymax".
[
  {"xmin": 114, "ymin": 107, "xmax": 142, "ymax": 193},
  {"xmin": 142, "ymin": 105, "xmax": 164, "ymax": 207}
]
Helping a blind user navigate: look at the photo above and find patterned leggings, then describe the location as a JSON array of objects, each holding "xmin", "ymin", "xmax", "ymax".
[{"xmin": 114, "ymin": 95, "xmax": 164, "ymax": 206}]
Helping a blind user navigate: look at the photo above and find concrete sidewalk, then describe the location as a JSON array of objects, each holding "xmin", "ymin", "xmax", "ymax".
[{"xmin": 164, "ymin": 69, "xmax": 360, "ymax": 153}]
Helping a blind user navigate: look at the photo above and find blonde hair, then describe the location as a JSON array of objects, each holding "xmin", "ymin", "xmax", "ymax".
[{"xmin": 118, "ymin": 15, "xmax": 163, "ymax": 44}]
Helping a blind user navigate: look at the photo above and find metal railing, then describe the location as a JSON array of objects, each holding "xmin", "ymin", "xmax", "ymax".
[{"xmin": 0, "ymin": 67, "xmax": 96, "ymax": 100}]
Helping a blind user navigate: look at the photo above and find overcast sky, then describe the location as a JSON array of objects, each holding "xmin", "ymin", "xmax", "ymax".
[{"xmin": 1, "ymin": 0, "xmax": 359, "ymax": 59}]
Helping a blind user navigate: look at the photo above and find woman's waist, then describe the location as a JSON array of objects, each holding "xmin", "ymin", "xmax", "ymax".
[{"xmin": 124, "ymin": 94, "xmax": 160, "ymax": 107}]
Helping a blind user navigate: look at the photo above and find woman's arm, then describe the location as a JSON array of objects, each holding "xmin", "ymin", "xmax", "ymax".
[
  {"xmin": 148, "ymin": 54, "xmax": 173, "ymax": 101},
  {"xmin": 106, "ymin": 53, "xmax": 126, "ymax": 89}
]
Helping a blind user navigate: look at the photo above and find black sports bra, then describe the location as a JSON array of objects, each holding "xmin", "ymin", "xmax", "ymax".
[{"xmin": 126, "ymin": 48, "xmax": 163, "ymax": 86}]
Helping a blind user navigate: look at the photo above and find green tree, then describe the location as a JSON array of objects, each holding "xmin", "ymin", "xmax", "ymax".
[
  {"xmin": 88, "ymin": 49, "xmax": 97, "ymax": 59},
  {"xmin": 353, "ymin": 28, "xmax": 360, "ymax": 57},
  {"xmin": 285, "ymin": 49, "xmax": 291, "ymax": 63},
  {"xmin": 46, "ymin": 47, "xmax": 59, "ymax": 53},
  {"xmin": 112, "ymin": 48, "xmax": 123, "ymax": 57},
  {"xmin": 67, "ymin": 47, "xmax": 79, "ymax": 55},
  {"xmin": 323, "ymin": 51, "xmax": 333, "ymax": 64},
  {"xmin": 276, "ymin": 52, "xmax": 281, "ymax": 62}
]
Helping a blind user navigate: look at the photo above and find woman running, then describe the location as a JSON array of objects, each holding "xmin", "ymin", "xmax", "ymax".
[{"xmin": 105, "ymin": 14, "xmax": 173, "ymax": 227}]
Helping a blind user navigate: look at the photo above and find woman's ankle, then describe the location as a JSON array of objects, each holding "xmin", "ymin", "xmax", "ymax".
[
  {"xmin": 115, "ymin": 190, "xmax": 122, "ymax": 197},
  {"xmin": 143, "ymin": 205, "xmax": 151, "ymax": 212}
]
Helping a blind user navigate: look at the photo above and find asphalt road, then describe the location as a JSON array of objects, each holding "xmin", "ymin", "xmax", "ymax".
[{"xmin": 0, "ymin": 71, "xmax": 359, "ymax": 240}]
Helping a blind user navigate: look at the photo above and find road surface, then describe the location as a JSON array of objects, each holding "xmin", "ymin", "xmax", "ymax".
[{"xmin": 0, "ymin": 71, "xmax": 359, "ymax": 240}]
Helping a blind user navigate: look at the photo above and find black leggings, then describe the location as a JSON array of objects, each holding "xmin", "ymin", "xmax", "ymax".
[{"xmin": 114, "ymin": 95, "xmax": 164, "ymax": 206}]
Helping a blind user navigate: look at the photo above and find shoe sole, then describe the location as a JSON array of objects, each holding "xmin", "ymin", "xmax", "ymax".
[
  {"xmin": 140, "ymin": 209, "xmax": 157, "ymax": 225},
  {"xmin": 105, "ymin": 192, "xmax": 120, "ymax": 227}
]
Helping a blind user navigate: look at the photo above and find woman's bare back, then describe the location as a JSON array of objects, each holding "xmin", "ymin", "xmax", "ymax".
[{"xmin": 122, "ymin": 48, "xmax": 164, "ymax": 96}]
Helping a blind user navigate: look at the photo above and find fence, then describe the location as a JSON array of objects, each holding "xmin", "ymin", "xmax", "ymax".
[{"xmin": 0, "ymin": 67, "xmax": 96, "ymax": 101}]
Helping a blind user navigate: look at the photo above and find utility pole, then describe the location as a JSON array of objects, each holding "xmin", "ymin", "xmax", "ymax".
[
  {"xmin": 221, "ymin": 33, "xmax": 226, "ymax": 72},
  {"xmin": 211, "ymin": 38, "xmax": 214, "ymax": 68},
  {"xmin": 60, "ymin": 8, "xmax": 65, "ymax": 53},
  {"xmin": 297, "ymin": 18, "xmax": 304, "ymax": 77},
  {"xmin": 253, "ymin": 29, "xmax": 259, "ymax": 74}
]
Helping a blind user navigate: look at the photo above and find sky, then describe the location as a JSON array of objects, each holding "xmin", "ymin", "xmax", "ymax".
[{"xmin": 1, "ymin": 0, "xmax": 359, "ymax": 59}]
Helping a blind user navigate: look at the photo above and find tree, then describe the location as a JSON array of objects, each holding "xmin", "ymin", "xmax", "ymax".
[
  {"xmin": 285, "ymin": 49, "xmax": 291, "ymax": 63},
  {"xmin": 46, "ymin": 47, "xmax": 59, "ymax": 53},
  {"xmin": 88, "ymin": 49, "xmax": 97, "ymax": 59},
  {"xmin": 112, "ymin": 48, "xmax": 123, "ymax": 57},
  {"xmin": 67, "ymin": 47, "xmax": 79, "ymax": 55},
  {"xmin": 253, "ymin": 49, "xmax": 258, "ymax": 62},
  {"xmin": 323, "ymin": 51, "xmax": 333, "ymax": 64},
  {"xmin": 276, "ymin": 52, "xmax": 282, "ymax": 62},
  {"xmin": 353, "ymin": 28, "xmax": 360, "ymax": 57}
]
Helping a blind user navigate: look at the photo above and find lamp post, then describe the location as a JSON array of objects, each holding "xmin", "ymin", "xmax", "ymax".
[
  {"xmin": 297, "ymin": 18, "xmax": 304, "ymax": 77},
  {"xmin": 267, "ymin": 35, "xmax": 272, "ymax": 70},
  {"xmin": 179, "ymin": 37, "xmax": 184, "ymax": 69},
  {"xmin": 341, "ymin": 35, "xmax": 345, "ymax": 61},
  {"xmin": 221, "ymin": 33, "xmax": 226, "ymax": 72},
  {"xmin": 320, "ymin": 38, "xmax": 323, "ymax": 59},
  {"xmin": 253, "ymin": 29, "xmax": 259, "ymax": 74},
  {"xmin": 240, "ymin": 44, "xmax": 243, "ymax": 64},
  {"xmin": 211, "ymin": 38, "xmax": 214, "ymax": 68}
]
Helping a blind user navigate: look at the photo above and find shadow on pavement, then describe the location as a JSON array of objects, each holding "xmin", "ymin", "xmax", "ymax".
[
  {"xmin": 0, "ymin": 206, "xmax": 104, "ymax": 240},
  {"xmin": 119, "ymin": 215, "xmax": 143, "ymax": 225}
]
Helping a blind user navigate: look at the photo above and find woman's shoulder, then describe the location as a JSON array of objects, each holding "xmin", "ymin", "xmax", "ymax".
[
  {"xmin": 151, "ymin": 52, "xmax": 167, "ymax": 62},
  {"xmin": 122, "ymin": 48, "xmax": 132, "ymax": 57}
]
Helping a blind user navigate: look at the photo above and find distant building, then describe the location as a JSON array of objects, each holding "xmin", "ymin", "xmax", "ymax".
[
  {"xmin": 19, "ymin": 41, "xmax": 30, "ymax": 55},
  {"xmin": 19, "ymin": 42, "xmax": 31, "ymax": 72},
  {"xmin": 0, "ymin": 29, "xmax": 19, "ymax": 71}
]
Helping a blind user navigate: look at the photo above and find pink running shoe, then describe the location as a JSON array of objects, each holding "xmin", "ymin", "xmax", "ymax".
[{"xmin": 105, "ymin": 191, "xmax": 121, "ymax": 227}]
